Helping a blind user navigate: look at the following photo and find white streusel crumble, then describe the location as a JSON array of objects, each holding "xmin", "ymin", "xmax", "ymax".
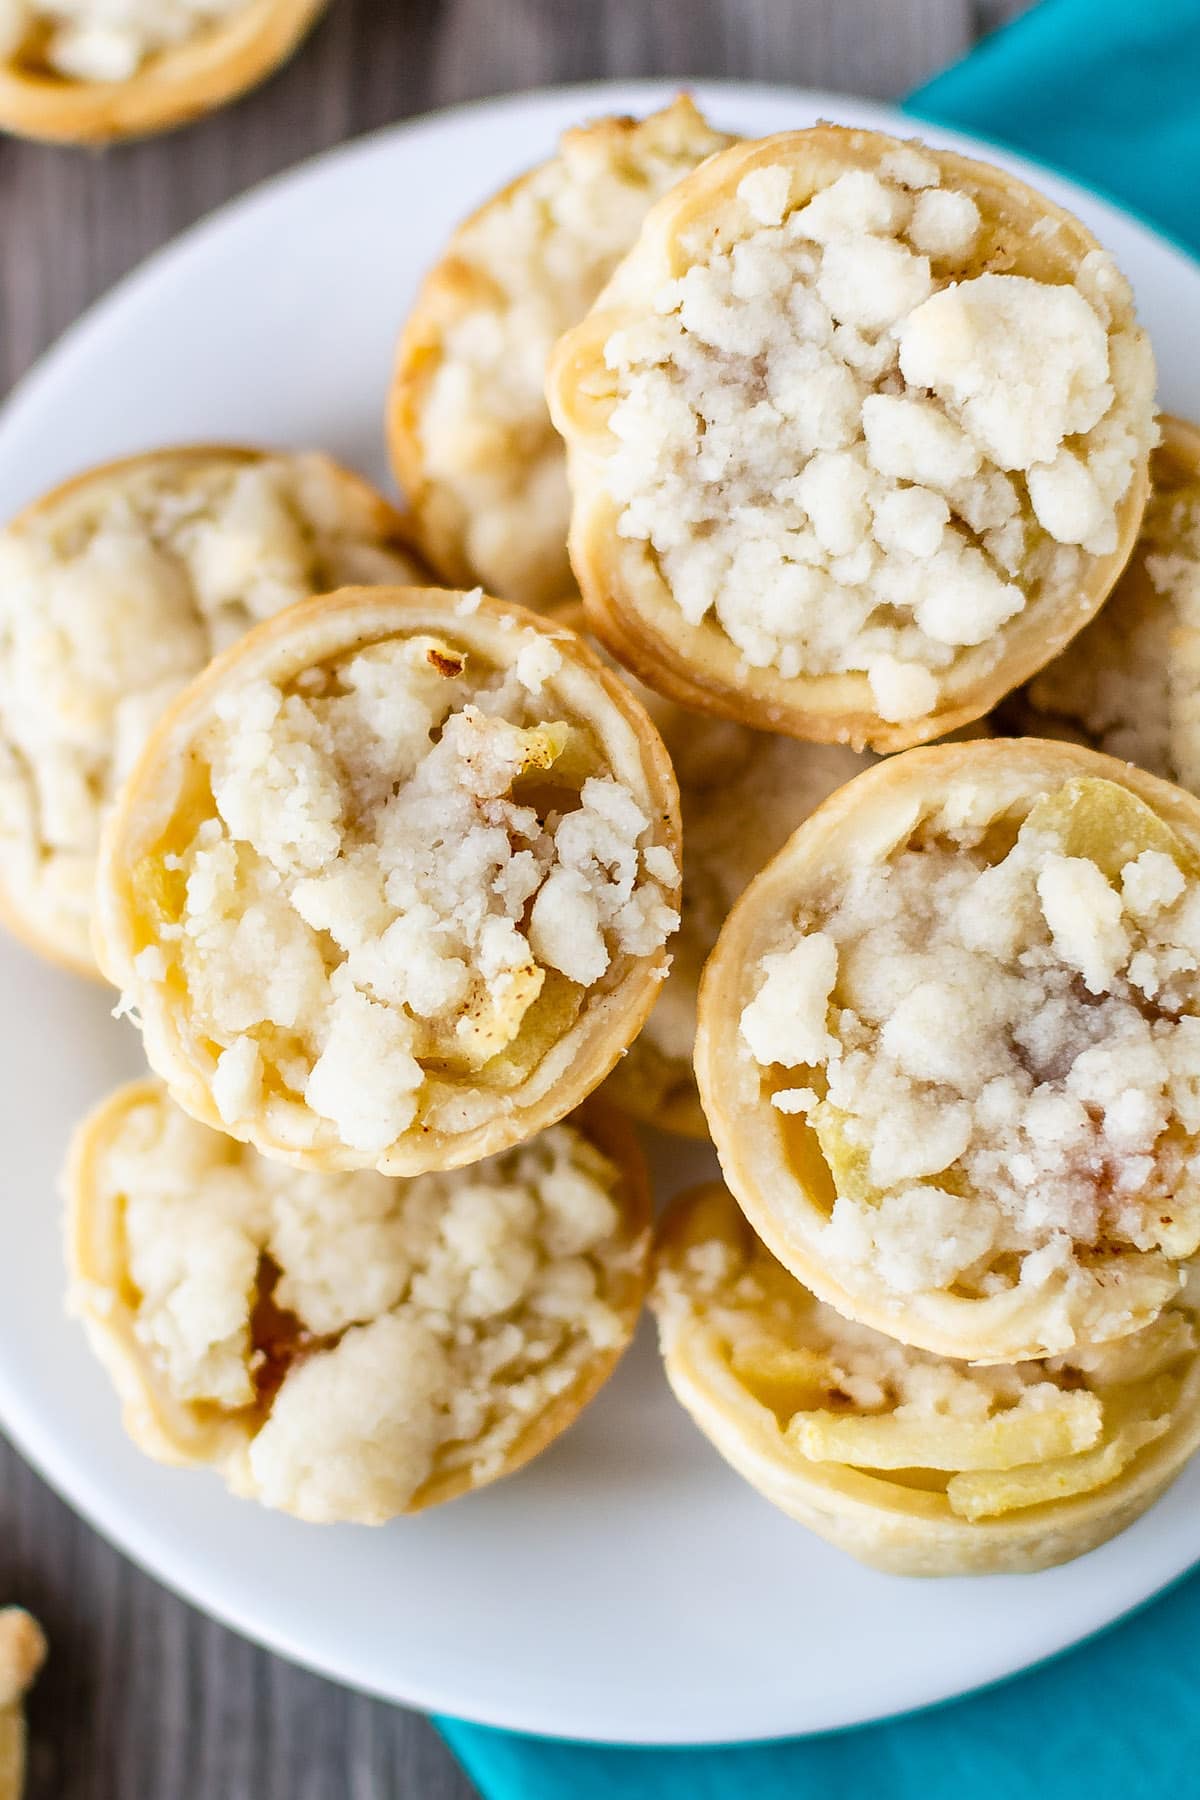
[
  {"xmin": 601, "ymin": 153, "xmax": 1154, "ymax": 722},
  {"xmin": 90, "ymin": 1091, "xmax": 636, "ymax": 1520}
]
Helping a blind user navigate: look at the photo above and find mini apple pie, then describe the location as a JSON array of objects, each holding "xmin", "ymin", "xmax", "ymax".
[
  {"xmin": 0, "ymin": 0, "xmax": 327, "ymax": 144},
  {"xmin": 548, "ymin": 125, "xmax": 1155, "ymax": 750},
  {"xmin": 388, "ymin": 95, "xmax": 733, "ymax": 609},
  {"xmin": 94, "ymin": 587, "xmax": 681, "ymax": 1174},
  {"xmin": 654, "ymin": 1184, "xmax": 1200, "ymax": 1575},
  {"xmin": 67, "ymin": 1079, "xmax": 650, "ymax": 1523},
  {"xmin": 1012, "ymin": 416, "xmax": 1200, "ymax": 782},
  {"xmin": 697, "ymin": 738, "xmax": 1200, "ymax": 1364},
  {"xmin": 0, "ymin": 445, "xmax": 425, "ymax": 978},
  {"xmin": 0, "ymin": 1609, "xmax": 44, "ymax": 1800}
]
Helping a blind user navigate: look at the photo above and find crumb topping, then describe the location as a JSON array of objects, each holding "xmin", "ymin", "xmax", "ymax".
[
  {"xmin": 95, "ymin": 1092, "xmax": 635, "ymax": 1520},
  {"xmin": 1025, "ymin": 440, "xmax": 1200, "ymax": 788},
  {"xmin": 0, "ymin": 453, "xmax": 419, "ymax": 964},
  {"xmin": 131, "ymin": 629, "xmax": 678, "ymax": 1156},
  {"xmin": 411, "ymin": 97, "xmax": 732, "ymax": 603},
  {"xmin": 656, "ymin": 1193, "xmax": 1195, "ymax": 1519},
  {"xmin": 739, "ymin": 777, "xmax": 1200, "ymax": 1299},
  {"xmin": 601, "ymin": 153, "xmax": 1153, "ymax": 721},
  {"xmin": 0, "ymin": 0, "xmax": 254, "ymax": 81}
]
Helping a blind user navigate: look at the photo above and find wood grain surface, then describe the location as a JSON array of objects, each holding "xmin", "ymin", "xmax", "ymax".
[{"xmin": 0, "ymin": 2, "xmax": 1028, "ymax": 1793}]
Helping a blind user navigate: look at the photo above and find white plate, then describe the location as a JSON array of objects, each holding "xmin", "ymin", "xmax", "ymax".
[{"xmin": 2, "ymin": 80, "xmax": 1200, "ymax": 1749}]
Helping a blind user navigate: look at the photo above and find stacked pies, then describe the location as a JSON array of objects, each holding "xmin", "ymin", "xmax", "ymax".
[{"xmin": 7, "ymin": 103, "xmax": 1200, "ymax": 1572}]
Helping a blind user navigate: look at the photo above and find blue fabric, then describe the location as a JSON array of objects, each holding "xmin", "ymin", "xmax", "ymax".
[
  {"xmin": 437, "ymin": 5, "xmax": 1200, "ymax": 1791},
  {"xmin": 910, "ymin": 0, "xmax": 1200, "ymax": 258}
]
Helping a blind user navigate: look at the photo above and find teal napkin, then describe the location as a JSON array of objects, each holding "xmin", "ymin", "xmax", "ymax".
[
  {"xmin": 912, "ymin": 0, "xmax": 1200, "ymax": 257},
  {"xmin": 438, "ymin": 4, "xmax": 1200, "ymax": 1791}
]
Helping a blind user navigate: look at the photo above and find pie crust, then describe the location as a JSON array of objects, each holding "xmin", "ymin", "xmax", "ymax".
[
  {"xmin": 66, "ymin": 1078, "xmax": 651, "ymax": 1523},
  {"xmin": 654, "ymin": 1183, "xmax": 1200, "ymax": 1575},
  {"xmin": 387, "ymin": 96, "xmax": 733, "ymax": 611},
  {"xmin": 0, "ymin": 0, "xmax": 328, "ymax": 143},
  {"xmin": 1012, "ymin": 415, "xmax": 1200, "ymax": 783},
  {"xmin": 0, "ymin": 444, "xmax": 426, "ymax": 980},
  {"xmin": 696, "ymin": 737, "xmax": 1200, "ymax": 1363},
  {"xmin": 0, "ymin": 1608, "xmax": 44, "ymax": 1800},
  {"xmin": 94, "ymin": 586, "xmax": 681, "ymax": 1175},
  {"xmin": 548, "ymin": 125, "xmax": 1155, "ymax": 750}
]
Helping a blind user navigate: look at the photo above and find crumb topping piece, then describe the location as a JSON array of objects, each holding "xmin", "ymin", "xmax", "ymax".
[
  {"xmin": 0, "ymin": 453, "xmax": 419, "ymax": 965},
  {"xmin": 409, "ymin": 97, "xmax": 732, "ymax": 603},
  {"xmin": 740, "ymin": 777, "xmax": 1200, "ymax": 1300},
  {"xmin": 95, "ymin": 1091, "xmax": 637, "ymax": 1521},
  {"xmin": 656, "ymin": 1189, "xmax": 1195, "ymax": 1522},
  {"xmin": 601, "ymin": 153, "xmax": 1152, "ymax": 721},
  {"xmin": 130, "ymin": 626, "xmax": 678, "ymax": 1158},
  {"xmin": 1025, "ymin": 430, "xmax": 1200, "ymax": 789},
  {"xmin": 0, "ymin": 0, "xmax": 255, "ymax": 82}
]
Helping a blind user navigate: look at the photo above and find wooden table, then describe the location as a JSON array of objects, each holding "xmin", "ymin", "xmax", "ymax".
[{"xmin": 0, "ymin": 2, "xmax": 1027, "ymax": 1792}]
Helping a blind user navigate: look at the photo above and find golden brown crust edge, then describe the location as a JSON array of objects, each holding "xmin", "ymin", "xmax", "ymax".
[
  {"xmin": 93, "ymin": 585, "xmax": 682, "ymax": 1176},
  {"xmin": 694, "ymin": 737, "xmax": 1200, "ymax": 1364},
  {"xmin": 653, "ymin": 1184, "xmax": 1200, "ymax": 1575},
  {"xmin": 0, "ymin": 0, "xmax": 329, "ymax": 144},
  {"xmin": 0, "ymin": 444, "xmax": 427, "ymax": 983},
  {"xmin": 65, "ymin": 1078, "xmax": 652, "ymax": 1520},
  {"xmin": 548, "ymin": 124, "xmax": 1154, "ymax": 751}
]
